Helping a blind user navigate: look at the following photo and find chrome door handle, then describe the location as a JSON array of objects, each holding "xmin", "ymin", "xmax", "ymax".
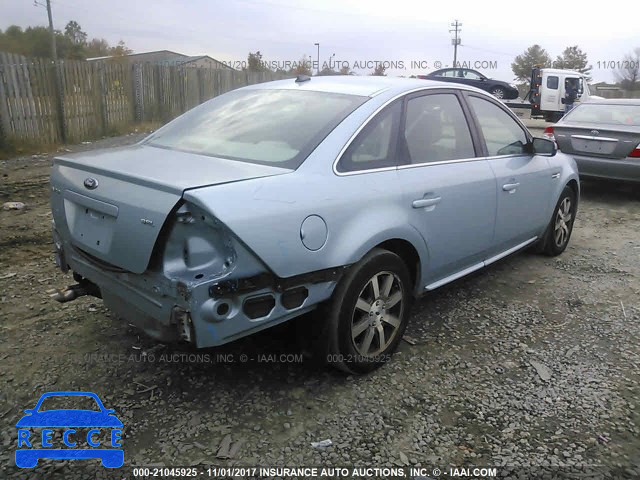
[
  {"xmin": 551, "ymin": 172, "xmax": 561, "ymax": 179},
  {"xmin": 502, "ymin": 182, "xmax": 520, "ymax": 192},
  {"xmin": 412, "ymin": 197, "xmax": 442, "ymax": 208}
]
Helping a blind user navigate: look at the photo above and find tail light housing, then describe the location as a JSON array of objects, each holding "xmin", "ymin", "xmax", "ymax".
[
  {"xmin": 629, "ymin": 144, "xmax": 640, "ymax": 158},
  {"xmin": 543, "ymin": 126, "xmax": 555, "ymax": 141}
]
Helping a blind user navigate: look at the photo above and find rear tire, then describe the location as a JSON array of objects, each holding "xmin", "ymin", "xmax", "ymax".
[
  {"xmin": 540, "ymin": 186, "xmax": 577, "ymax": 256},
  {"xmin": 322, "ymin": 248, "xmax": 412, "ymax": 374}
]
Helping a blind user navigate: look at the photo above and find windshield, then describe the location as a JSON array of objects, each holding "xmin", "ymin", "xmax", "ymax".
[
  {"xmin": 37, "ymin": 395, "xmax": 101, "ymax": 412},
  {"xmin": 564, "ymin": 104, "xmax": 640, "ymax": 126},
  {"xmin": 145, "ymin": 89, "xmax": 367, "ymax": 169}
]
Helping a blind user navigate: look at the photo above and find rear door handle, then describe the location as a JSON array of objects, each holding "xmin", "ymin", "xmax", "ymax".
[
  {"xmin": 551, "ymin": 172, "xmax": 561, "ymax": 179},
  {"xmin": 412, "ymin": 197, "xmax": 442, "ymax": 208},
  {"xmin": 502, "ymin": 182, "xmax": 520, "ymax": 192}
]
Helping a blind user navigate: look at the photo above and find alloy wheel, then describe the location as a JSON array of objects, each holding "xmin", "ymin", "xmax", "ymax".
[
  {"xmin": 554, "ymin": 197, "xmax": 572, "ymax": 247},
  {"xmin": 350, "ymin": 271, "xmax": 404, "ymax": 356}
]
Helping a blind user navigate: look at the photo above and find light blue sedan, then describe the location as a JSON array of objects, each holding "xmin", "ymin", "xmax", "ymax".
[{"xmin": 49, "ymin": 75, "xmax": 579, "ymax": 374}]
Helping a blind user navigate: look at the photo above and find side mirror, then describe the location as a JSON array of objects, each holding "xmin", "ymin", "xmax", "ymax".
[{"xmin": 532, "ymin": 137, "xmax": 557, "ymax": 156}]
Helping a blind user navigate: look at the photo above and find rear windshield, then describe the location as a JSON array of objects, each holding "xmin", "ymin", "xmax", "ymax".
[
  {"xmin": 145, "ymin": 89, "xmax": 367, "ymax": 169},
  {"xmin": 564, "ymin": 104, "xmax": 640, "ymax": 126}
]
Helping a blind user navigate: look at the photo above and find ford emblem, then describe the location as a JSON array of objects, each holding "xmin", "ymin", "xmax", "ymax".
[{"xmin": 83, "ymin": 177, "xmax": 98, "ymax": 190}]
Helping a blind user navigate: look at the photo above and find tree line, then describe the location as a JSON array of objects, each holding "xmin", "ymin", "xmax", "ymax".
[
  {"xmin": 512, "ymin": 44, "xmax": 640, "ymax": 89},
  {"xmin": 0, "ymin": 21, "xmax": 132, "ymax": 60},
  {"xmin": 2, "ymin": 22, "xmax": 637, "ymax": 87}
]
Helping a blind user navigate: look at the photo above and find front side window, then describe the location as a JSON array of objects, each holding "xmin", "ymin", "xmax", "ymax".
[
  {"xmin": 403, "ymin": 93, "xmax": 475, "ymax": 164},
  {"xmin": 337, "ymin": 101, "xmax": 402, "ymax": 173},
  {"xmin": 145, "ymin": 89, "xmax": 367, "ymax": 169},
  {"xmin": 469, "ymin": 96, "xmax": 529, "ymax": 156}
]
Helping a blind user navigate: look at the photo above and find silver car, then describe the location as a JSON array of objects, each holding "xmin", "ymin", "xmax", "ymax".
[
  {"xmin": 546, "ymin": 98, "xmax": 640, "ymax": 182},
  {"xmin": 49, "ymin": 76, "xmax": 579, "ymax": 374}
]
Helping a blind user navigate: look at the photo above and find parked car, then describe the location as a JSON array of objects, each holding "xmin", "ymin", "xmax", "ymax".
[
  {"xmin": 544, "ymin": 98, "xmax": 640, "ymax": 183},
  {"xmin": 420, "ymin": 68, "xmax": 519, "ymax": 100},
  {"xmin": 49, "ymin": 76, "xmax": 579, "ymax": 374}
]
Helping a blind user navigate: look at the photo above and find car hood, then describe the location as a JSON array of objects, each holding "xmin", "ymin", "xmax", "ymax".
[
  {"xmin": 51, "ymin": 145, "xmax": 292, "ymax": 273},
  {"xmin": 16, "ymin": 410, "xmax": 123, "ymax": 427}
]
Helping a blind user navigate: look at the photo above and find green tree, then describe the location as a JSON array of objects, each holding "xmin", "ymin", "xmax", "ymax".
[
  {"xmin": 246, "ymin": 51, "xmax": 268, "ymax": 72},
  {"xmin": 85, "ymin": 38, "xmax": 111, "ymax": 58},
  {"xmin": 553, "ymin": 46, "xmax": 592, "ymax": 80},
  {"xmin": 319, "ymin": 66, "xmax": 338, "ymax": 75},
  {"xmin": 289, "ymin": 56, "xmax": 312, "ymax": 76},
  {"xmin": 63, "ymin": 21, "xmax": 87, "ymax": 60},
  {"xmin": 0, "ymin": 22, "xmax": 131, "ymax": 60},
  {"xmin": 64, "ymin": 20, "xmax": 87, "ymax": 45},
  {"xmin": 339, "ymin": 65, "xmax": 353, "ymax": 75},
  {"xmin": 370, "ymin": 64, "xmax": 386, "ymax": 76},
  {"xmin": 109, "ymin": 40, "xmax": 132, "ymax": 57},
  {"xmin": 511, "ymin": 44, "xmax": 552, "ymax": 82}
]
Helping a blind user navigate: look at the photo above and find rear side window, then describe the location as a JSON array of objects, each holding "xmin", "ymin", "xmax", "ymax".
[
  {"xmin": 403, "ymin": 93, "xmax": 475, "ymax": 164},
  {"xmin": 468, "ymin": 96, "xmax": 529, "ymax": 156},
  {"xmin": 337, "ymin": 101, "xmax": 402, "ymax": 173},
  {"xmin": 547, "ymin": 76, "xmax": 559, "ymax": 89},
  {"xmin": 462, "ymin": 70, "xmax": 483, "ymax": 80}
]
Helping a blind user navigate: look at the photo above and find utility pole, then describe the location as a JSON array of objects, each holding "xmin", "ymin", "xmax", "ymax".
[
  {"xmin": 449, "ymin": 20, "xmax": 462, "ymax": 68},
  {"xmin": 314, "ymin": 43, "xmax": 320, "ymax": 75},
  {"xmin": 45, "ymin": 0, "xmax": 58, "ymax": 63},
  {"xmin": 36, "ymin": 0, "xmax": 66, "ymax": 141}
]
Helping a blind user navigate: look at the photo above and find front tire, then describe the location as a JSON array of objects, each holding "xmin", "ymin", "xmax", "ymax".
[
  {"xmin": 490, "ymin": 86, "xmax": 505, "ymax": 99},
  {"xmin": 541, "ymin": 186, "xmax": 577, "ymax": 256},
  {"xmin": 324, "ymin": 248, "xmax": 412, "ymax": 374}
]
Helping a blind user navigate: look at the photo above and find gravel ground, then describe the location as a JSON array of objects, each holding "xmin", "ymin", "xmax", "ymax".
[{"xmin": 0, "ymin": 133, "xmax": 639, "ymax": 479}]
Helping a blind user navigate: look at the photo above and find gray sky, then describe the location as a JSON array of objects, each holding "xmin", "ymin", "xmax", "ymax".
[{"xmin": 1, "ymin": 0, "xmax": 636, "ymax": 82}]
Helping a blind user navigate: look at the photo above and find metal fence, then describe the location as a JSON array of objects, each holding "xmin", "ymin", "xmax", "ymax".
[{"xmin": 0, "ymin": 51, "xmax": 287, "ymax": 149}]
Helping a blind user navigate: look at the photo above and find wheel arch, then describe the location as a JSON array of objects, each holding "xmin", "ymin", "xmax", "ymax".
[
  {"xmin": 375, "ymin": 238, "xmax": 422, "ymax": 295},
  {"xmin": 567, "ymin": 178, "xmax": 579, "ymax": 203}
]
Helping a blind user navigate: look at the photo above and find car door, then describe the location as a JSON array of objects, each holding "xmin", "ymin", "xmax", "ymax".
[
  {"xmin": 465, "ymin": 93, "xmax": 555, "ymax": 255},
  {"xmin": 461, "ymin": 70, "xmax": 486, "ymax": 90},
  {"xmin": 396, "ymin": 90, "xmax": 497, "ymax": 289}
]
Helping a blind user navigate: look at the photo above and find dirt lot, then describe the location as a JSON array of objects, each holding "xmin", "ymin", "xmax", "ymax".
[{"xmin": 0, "ymin": 134, "xmax": 639, "ymax": 479}]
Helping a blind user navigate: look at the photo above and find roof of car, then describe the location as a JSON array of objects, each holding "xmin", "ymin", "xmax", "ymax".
[
  {"xmin": 541, "ymin": 68, "xmax": 584, "ymax": 76},
  {"xmin": 244, "ymin": 75, "xmax": 453, "ymax": 97},
  {"xmin": 582, "ymin": 98, "xmax": 640, "ymax": 106}
]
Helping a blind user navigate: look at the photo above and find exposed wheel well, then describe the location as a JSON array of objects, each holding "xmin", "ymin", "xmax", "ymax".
[{"xmin": 376, "ymin": 239, "xmax": 420, "ymax": 290}]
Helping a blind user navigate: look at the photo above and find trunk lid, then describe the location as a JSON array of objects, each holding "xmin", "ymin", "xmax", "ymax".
[
  {"xmin": 554, "ymin": 123, "xmax": 640, "ymax": 159},
  {"xmin": 51, "ymin": 144, "xmax": 291, "ymax": 274}
]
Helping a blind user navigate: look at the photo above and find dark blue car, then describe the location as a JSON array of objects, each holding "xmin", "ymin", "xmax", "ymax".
[
  {"xmin": 15, "ymin": 391, "xmax": 123, "ymax": 468},
  {"xmin": 420, "ymin": 68, "xmax": 520, "ymax": 100}
]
